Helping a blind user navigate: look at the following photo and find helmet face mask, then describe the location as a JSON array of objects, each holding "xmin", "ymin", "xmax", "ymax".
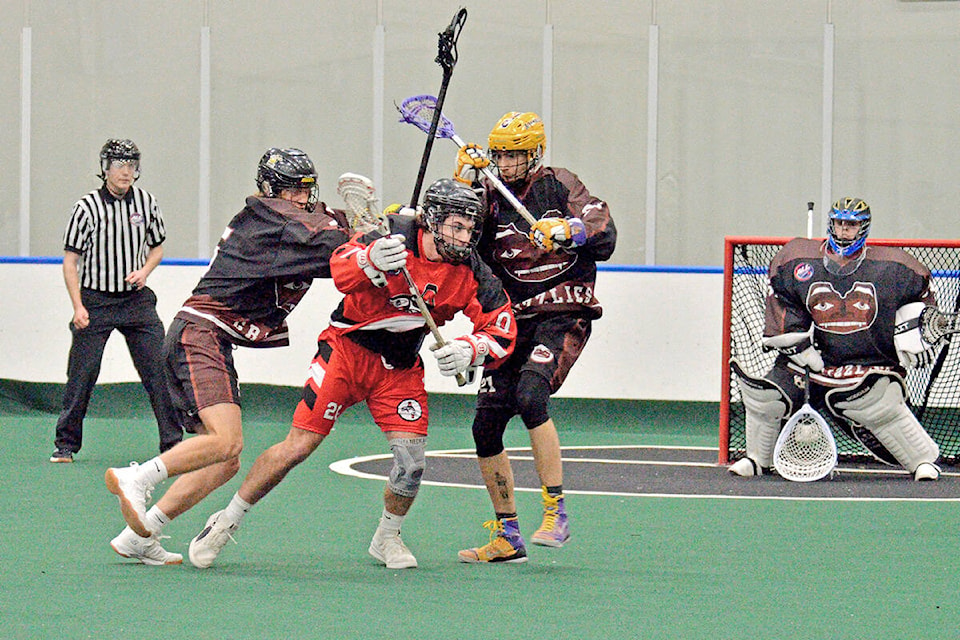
[
  {"xmin": 99, "ymin": 138, "xmax": 140, "ymax": 181},
  {"xmin": 487, "ymin": 111, "xmax": 545, "ymax": 183},
  {"xmin": 421, "ymin": 178, "xmax": 483, "ymax": 263},
  {"xmin": 827, "ymin": 197, "xmax": 871, "ymax": 258},
  {"xmin": 256, "ymin": 148, "xmax": 319, "ymax": 212}
]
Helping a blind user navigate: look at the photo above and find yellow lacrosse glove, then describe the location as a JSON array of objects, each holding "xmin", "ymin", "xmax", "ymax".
[{"xmin": 455, "ymin": 143, "xmax": 490, "ymax": 185}]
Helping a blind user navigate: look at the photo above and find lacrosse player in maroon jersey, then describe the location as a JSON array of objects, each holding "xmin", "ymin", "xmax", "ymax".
[
  {"xmin": 186, "ymin": 178, "xmax": 516, "ymax": 570},
  {"xmin": 454, "ymin": 112, "xmax": 617, "ymax": 563},
  {"xmin": 104, "ymin": 148, "xmax": 350, "ymax": 565},
  {"xmin": 729, "ymin": 197, "xmax": 942, "ymax": 481}
]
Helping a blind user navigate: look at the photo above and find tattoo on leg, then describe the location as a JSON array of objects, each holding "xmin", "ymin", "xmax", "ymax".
[{"xmin": 494, "ymin": 472, "xmax": 509, "ymax": 500}]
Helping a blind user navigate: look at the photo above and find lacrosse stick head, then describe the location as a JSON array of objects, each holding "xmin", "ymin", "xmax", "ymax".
[
  {"xmin": 773, "ymin": 403, "xmax": 838, "ymax": 482},
  {"xmin": 397, "ymin": 95, "xmax": 457, "ymax": 139},
  {"xmin": 336, "ymin": 173, "xmax": 386, "ymax": 234}
]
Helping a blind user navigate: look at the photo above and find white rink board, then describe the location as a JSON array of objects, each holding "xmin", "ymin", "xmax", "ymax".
[{"xmin": 0, "ymin": 263, "xmax": 722, "ymax": 401}]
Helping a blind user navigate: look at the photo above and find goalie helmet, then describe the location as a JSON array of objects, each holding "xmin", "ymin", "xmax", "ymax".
[
  {"xmin": 488, "ymin": 111, "xmax": 546, "ymax": 181},
  {"xmin": 256, "ymin": 147, "xmax": 319, "ymax": 212},
  {"xmin": 827, "ymin": 197, "xmax": 871, "ymax": 257},
  {"xmin": 98, "ymin": 138, "xmax": 140, "ymax": 181},
  {"xmin": 421, "ymin": 178, "xmax": 483, "ymax": 263}
]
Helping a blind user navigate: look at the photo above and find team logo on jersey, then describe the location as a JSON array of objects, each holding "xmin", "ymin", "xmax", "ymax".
[
  {"xmin": 397, "ymin": 399, "xmax": 423, "ymax": 422},
  {"xmin": 130, "ymin": 211, "xmax": 144, "ymax": 225},
  {"xmin": 806, "ymin": 281, "xmax": 878, "ymax": 334},
  {"xmin": 499, "ymin": 223, "xmax": 577, "ymax": 283},
  {"xmin": 530, "ymin": 344, "xmax": 555, "ymax": 364},
  {"xmin": 793, "ymin": 262, "xmax": 814, "ymax": 282}
]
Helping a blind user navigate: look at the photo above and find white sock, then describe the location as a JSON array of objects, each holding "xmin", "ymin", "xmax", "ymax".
[
  {"xmin": 379, "ymin": 509, "xmax": 404, "ymax": 535},
  {"xmin": 223, "ymin": 493, "xmax": 252, "ymax": 526},
  {"xmin": 139, "ymin": 456, "xmax": 168, "ymax": 485},
  {"xmin": 143, "ymin": 505, "xmax": 171, "ymax": 536}
]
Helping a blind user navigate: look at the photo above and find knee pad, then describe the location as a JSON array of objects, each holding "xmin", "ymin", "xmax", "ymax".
[
  {"xmin": 388, "ymin": 437, "xmax": 426, "ymax": 498},
  {"xmin": 472, "ymin": 408, "xmax": 509, "ymax": 458},
  {"xmin": 516, "ymin": 371, "xmax": 551, "ymax": 429},
  {"xmin": 738, "ymin": 371, "xmax": 791, "ymax": 468},
  {"xmin": 827, "ymin": 373, "xmax": 939, "ymax": 472}
]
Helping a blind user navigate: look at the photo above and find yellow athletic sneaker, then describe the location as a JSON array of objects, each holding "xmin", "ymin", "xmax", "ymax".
[
  {"xmin": 458, "ymin": 518, "xmax": 528, "ymax": 564},
  {"xmin": 531, "ymin": 487, "xmax": 570, "ymax": 548}
]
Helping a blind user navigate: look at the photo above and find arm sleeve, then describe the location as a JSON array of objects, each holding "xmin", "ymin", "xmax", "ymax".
[
  {"xmin": 557, "ymin": 168, "xmax": 617, "ymax": 261},
  {"xmin": 146, "ymin": 195, "xmax": 166, "ymax": 247},
  {"xmin": 268, "ymin": 220, "xmax": 350, "ymax": 279},
  {"xmin": 63, "ymin": 201, "xmax": 90, "ymax": 254},
  {"xmin": 763, "ymin": 251, "xmax": 811, "ymax": 338}
]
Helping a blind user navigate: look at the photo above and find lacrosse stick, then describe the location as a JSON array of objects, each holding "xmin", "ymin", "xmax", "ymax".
[
  {"xmin": 897, "ymin": 303, "xmax": 960, "ymax": 346},
  {"xmin": 398, "ymin": 94, "xmax": 539, "ymax": 228},
  {"xmin": 336, "ymin": 173, "xmax": 467, "ymax": 387},
  {"xmin": 773, "ymin": 368, "xmax": 837, "ymax": 482},
  {"xmin": 805, "ymin": 201, "xmax": 815, "ymax": 239},
  {"xmin": 409, "ymin": 8, "xmax": 468, "ymax": 209}
]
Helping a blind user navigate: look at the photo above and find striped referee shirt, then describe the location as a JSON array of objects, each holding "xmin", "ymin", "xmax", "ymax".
[{"xmin": 62, "ymin": 185, "xmax": 167, "ymax": 293}]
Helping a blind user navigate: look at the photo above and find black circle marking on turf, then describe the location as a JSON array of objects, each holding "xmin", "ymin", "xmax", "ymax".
[{"xmin": 329, "ymin": 445, "xmax": 960, "ymax": 502}]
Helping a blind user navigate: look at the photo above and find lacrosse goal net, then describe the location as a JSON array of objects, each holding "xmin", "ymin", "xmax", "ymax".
[{"xmin": 719, "ymin": 237, "xmax": 960, "ymax": 465}]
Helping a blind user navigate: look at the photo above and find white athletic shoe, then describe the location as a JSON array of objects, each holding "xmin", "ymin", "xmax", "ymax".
[
  {"xmin": 728, "ymin": 457, "xmax": 763, "ymax": 477},
  {"xmin": 110, "ymin": 526, "xmax": 182, "ymax": 566},
  {"xmin": 105, "ymin": 463, "xmax": 154, "ymax": 537},
  {"xmin": 913, "ymin": 462, "xmax": 940, "ymax": 481},
  {"xmin": 189, "ymin": 510, "xmax": 239, "ymax": 569},
  {"xmin": 368, "ymin": 528, "xmax": 418, "ymax": 569}
]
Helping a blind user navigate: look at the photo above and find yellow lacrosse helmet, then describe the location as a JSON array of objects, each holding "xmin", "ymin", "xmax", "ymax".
[{"xmin": 488, "ymin": 111, "xmax": 546, "ymax": 176}]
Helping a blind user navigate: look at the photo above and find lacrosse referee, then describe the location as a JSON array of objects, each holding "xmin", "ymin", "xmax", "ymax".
[{"xmin": 50, "ymin": 139, "xmax": 182, "ymax": 463}]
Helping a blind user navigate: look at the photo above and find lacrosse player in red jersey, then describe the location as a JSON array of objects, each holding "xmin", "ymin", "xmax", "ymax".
[
  {"xmin": 729, "ymin": 197, "xmax": 943, "ymax": 481},
  {"xmin": 454, "ymin": 112, "xmax": 617, "ymax": 563},
  {"xmin": 187, "ymin": 178, "xmax": 517, "ymax": 570},
  {"xmin": 104, "ymin": 148, "xmax": 350, "ymax": 565}
]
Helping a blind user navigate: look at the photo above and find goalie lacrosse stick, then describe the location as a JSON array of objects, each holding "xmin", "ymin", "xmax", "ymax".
[
  {"xmin": 336, "ymin": 173, "xmax": 468, "ymax": 387},
  {"xmin": 903, "ymin": 305, "xmax": 960, "ymax": 345},
  {"xmin": 773, "ymin": 368, "xmax": 837, "ymax": 482},
  {"xmin": 409, "ymin": 7, "xmax": 468, "ymax": 209},
  {"xmin": 397, "ymin": 94, "xmax": 539, "ymax": 228}
]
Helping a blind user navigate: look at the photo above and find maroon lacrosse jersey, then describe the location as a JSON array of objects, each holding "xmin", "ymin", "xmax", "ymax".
[
  {"xmin": 325, "ymin": 215, "xmax": 516, "ymax": 370},
  {"xmin": 477, "ymin": 166, "xmax": 617, "ymax": 320},
  {"xmin": 765, "ymin": 238, "xmax": 936, "ymax": 374},
  {"xmin": 175, "ymin": 196, "xmax": 349, "ymax": 347}
]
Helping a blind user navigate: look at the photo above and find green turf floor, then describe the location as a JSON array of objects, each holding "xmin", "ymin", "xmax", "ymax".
[{"xmin": 1, "ymin": 382, "xmax": 958, "ymax": 639}]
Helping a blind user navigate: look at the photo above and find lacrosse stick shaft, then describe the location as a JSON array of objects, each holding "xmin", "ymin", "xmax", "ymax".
[
  {"xmin": 409, "ymin": 8, "xmax": 467, "ymax": 209},
  {"xmin": 806, "ymin": 201, "xmax": 814, "ymax": 239},
  {"xmin": 399, "ymin": 267, "xmax": 467, "ymax": 386},
  {"xmin": 447, "ymin": 132, "xmax": 539, "ymax": 227}
]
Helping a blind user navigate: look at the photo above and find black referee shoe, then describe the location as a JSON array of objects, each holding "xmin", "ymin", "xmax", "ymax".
[{"xmin": 50, "ymin": 449, "xmax": 74, "ymax": 463}]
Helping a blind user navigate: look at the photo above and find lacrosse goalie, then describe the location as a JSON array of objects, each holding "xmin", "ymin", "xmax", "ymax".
[{"xmin": 729, "ymin": 197, "xmax": 943, "ymax": 481}]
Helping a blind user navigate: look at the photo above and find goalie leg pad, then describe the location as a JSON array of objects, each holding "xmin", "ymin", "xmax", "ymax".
[
  {"xmin": 827, "ymin": 373, "xmax": 939, "ymax": 473},
  {"xmin": 387, "ymin": 437, "xmax": 427, "ymax": 498},
  {"xmin": 739, "ymin": 374, "xmax": 792, "ymax": 469}
]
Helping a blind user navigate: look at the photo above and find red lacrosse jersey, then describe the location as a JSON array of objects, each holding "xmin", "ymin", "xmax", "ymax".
[{"xmin": 325, "ymin": 215, "xmax": 516, "ymax": 370}]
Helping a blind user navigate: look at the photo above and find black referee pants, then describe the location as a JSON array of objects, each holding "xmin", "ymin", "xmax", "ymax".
[{"xmin": 54, "ymin": 287, "xmax": 183, "ymax": 455}]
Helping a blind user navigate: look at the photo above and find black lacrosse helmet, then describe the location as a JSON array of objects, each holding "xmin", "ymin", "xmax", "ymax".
[
  {"xmin": 256, "ymin": 148, "xmax": 319, "ymax": 212},
  {"xmin": 421, "ymin": 178, "xmax": 483, "ymax": 263},
  {"xmin": 98, "ymin": 138, "xmax": 141, "ymax": 180}
]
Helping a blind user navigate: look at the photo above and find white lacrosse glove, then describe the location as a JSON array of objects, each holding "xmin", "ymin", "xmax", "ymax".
[
  {"xmin": 762, "ymin": 329, "xmax": 824, "ymax": 372},
  {"xmin": 455, "ymin": 143, "xmax": 490, "ymax": 186},
  {"xmin": 430, "ymin": 335, "xmax": 485, "ymax": 377},
  {"xmin": 366, "ymin": 235, "xmax": 407, "ymax": 271},
  {"xmin": 898, "ymin": 346, "xmax": 938, "ymax": 369},
  {"xmin": 357, "ymin": 235, "xmax": 406, "ymax": 287},
  {"xmin": 529, "ymin": 215, "xmax": 587, "ymax": 251}
]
